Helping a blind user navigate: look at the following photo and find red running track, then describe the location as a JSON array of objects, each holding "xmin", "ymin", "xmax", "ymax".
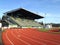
[{"xmin": 2, "ymin": 28, "xmax": 60, "ymax": 45}]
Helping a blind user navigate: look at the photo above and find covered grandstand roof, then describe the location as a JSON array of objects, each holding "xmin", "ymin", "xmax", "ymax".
[{"xmin": 4, "ymin": 8, "xmax": 44, "ymax": 19}]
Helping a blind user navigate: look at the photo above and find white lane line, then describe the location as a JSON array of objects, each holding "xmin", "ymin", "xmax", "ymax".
[
  {"xmin": 11, "ymin": 31, "xmax": 31, "ymax": 45},
  {"xmin": 21, "ymin": 30, "xmax": 60, "ymax": 42},
  {"xmin": 6, "ymin": 31, "xmax": 14, "ymax": 45},
  {"xmin": 17, "ymin": 30, "xmax": 60, "ymax": 45},
  {"xmin": 15, "ymin": 30, "xmax": 46, "ymax": 45},
  {"xmin": 28, "ymin": 31, "xmax": 60, "ymax": 43},
  {"xmin": 25, "ymin": 29, "xmax": 60, "ymax": 43}
]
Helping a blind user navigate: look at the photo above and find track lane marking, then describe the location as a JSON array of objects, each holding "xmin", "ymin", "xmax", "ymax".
[
  {"xmin": 23, "ymin": 29, "xmax": 60, "ymax": 42},
  {"xmin": 17, "ymin": 29, "xmax": 60, "ymax": 45},
  {"xmin": 15, "ymin": 30, "xmax": 47, "ymax": 45},
  {"xmin": 11, "ymin": 30, "xmax": 31, "ymax": 45},
  {"xmin": 6, "ymin": 31, "xmax": 14, "ymax": 45},
  {"xmin": 3, "ymin": 28, "xmax": 60, "ymax": 45},
  {"xmin": 20, "ymin": 29, "xmax": 60, "ymax": 43}
]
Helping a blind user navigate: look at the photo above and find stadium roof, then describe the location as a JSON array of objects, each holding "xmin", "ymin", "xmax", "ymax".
[{"xmin": 4, "ymin": 8, "xmax": 44, "ymax": 19}]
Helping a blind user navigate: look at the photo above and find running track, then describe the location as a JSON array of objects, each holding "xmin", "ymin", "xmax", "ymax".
[{"xmin": 2, "ymin": 28, "xmax": 60, "ymax": 45}]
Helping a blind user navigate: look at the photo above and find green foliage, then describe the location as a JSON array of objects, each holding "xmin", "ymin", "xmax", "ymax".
[{"xmin": 37, "ymin": 28, "xmax": 49, "ymax": 32}]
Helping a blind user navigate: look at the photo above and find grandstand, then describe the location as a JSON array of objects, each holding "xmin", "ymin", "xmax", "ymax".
[{"xmin": 2, "ymin": 8, "xmax": 44, "ymax": 28}]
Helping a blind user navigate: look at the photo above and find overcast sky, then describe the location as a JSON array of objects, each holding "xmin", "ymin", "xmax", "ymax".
[{"xmin": 0, "ymin": 0, "xmax": 60, "ymax": 23}]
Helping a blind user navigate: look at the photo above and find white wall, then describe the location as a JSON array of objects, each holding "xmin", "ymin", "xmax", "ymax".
[
  {"xmin": 8, "ymin": 25, "xmax": 18, "ymax": 28},
  {"xmin": 46, "ymin": 25, "xmax": 52, "ymax": 28},
  {"xmin": 0, "ymin": 23, "xmax": 2, "ymax": 28}
]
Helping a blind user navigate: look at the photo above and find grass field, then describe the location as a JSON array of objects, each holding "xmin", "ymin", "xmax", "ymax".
[
  {"xmin": 37, "ymin": 28, "xmax": 49, "ymax": 32},
  {"xmin": 37, "ymin": 28, "xmax": 60, "ymax": 34}
]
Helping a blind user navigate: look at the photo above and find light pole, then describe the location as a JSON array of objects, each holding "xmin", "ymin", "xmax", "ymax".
[{"xmin": 43, "ymin": 13, "xmax": 47, "ymax": 28}]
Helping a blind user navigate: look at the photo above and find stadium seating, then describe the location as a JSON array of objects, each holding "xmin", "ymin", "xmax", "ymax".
[{"xmin": 5, "ymin": 16, "xmax": 43, "ymax": 28}]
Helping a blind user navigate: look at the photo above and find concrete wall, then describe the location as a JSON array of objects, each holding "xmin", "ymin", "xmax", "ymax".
[{"xmin": 0, "ymin": 23, "xmax": 2, "ymax": 28}]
